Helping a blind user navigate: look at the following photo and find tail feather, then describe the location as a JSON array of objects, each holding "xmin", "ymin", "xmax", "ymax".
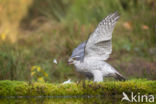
[{"xmin": 115, "ymin": 73, "xmax": 126, "ymax": 81}]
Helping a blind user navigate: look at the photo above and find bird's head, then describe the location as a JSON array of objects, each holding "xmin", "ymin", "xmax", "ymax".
[{"xmin": 68, "ymin": 56, "xmax": 81, "ymax": 64}]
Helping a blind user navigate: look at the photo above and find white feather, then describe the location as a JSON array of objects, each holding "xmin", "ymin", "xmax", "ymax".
[
  {"xmin": 62, "ymin": 79, "xmax": 72, "ymax": 84},
  {"xmin": 53, "ymin": 59, "xmax": 57, "ymax": 64}
]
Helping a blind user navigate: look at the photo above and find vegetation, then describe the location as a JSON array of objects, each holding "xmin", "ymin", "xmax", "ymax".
[
  {"xmin": 0, "ymin": 97, "xmax": 122, "ymax": 104},
  {"xmin": 0, "ymin": 0, "xmax": 155, "ymax": 83},
  {"xmin": 0, "ymin": 79, "xmax": 155, "ymax": 97}
]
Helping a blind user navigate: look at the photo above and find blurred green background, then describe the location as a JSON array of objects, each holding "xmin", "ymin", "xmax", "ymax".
[{"xmin": 0, "ymin": 0, "xmax": 155, "ymax": 82}]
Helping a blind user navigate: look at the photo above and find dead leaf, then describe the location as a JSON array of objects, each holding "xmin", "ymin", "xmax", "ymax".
[
  {"xmin": 123, "ymin": 22, "xmax": 132, "ymax": 30},
  {"xmin": 142, "ymin": 25, "xmax": 149, "ymax": 30}
]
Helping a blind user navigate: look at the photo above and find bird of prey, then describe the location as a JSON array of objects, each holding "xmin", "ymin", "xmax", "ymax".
[{"xmin": 68, "ymin": 12, "xmax": 125, "ymax": 82}]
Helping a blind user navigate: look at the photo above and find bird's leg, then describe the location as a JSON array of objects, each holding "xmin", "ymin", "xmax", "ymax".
[
  {"xmin": 92, "ymin": 70, "xmax": 103, "ymax": 82},
  {"xmin": 86, "ymin": 76, "xmax": 92, "ymax": 80},
  {"xmin": 85, "ymin": 73, "xmax": 93, "ymax": 80}
]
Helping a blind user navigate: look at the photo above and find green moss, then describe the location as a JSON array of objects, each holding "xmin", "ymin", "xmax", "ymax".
[{"xmin": 0, "ymin": 79, "xmax": 155, "ymax": 97}]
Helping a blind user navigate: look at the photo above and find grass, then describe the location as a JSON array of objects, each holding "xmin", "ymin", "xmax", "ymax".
[
  {"xmin": 0, "ymin": 0, "xmax": 156, "ymax": 82},
  {"xmin": 0, "ymin": 96, "xmax": 124, "ymax": 104},
  {"xmin": 0, "ymin": 79, "xmax": 155, "ymax": 97}
]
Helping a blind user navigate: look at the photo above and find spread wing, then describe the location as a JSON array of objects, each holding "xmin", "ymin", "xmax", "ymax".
[
  {"xmin": 84, "ymin": 12, "xmax": 120, "ymax": 60},
  {"xmin": 70, "ymin": 41, "xmax": 86, "ymax": 61}
]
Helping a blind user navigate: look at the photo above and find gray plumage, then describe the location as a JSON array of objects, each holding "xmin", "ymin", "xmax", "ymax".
[
  {"xmin": 70, "ymin": 41, "xmax": 86, "ymax": 61},
  {"xmin": 68, "ymin": 12, "xmax": 125, "ymax": 82}
]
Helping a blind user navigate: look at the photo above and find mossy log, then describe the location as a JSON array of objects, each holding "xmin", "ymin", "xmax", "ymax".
[{"xmin": 0, "ymin": 79, "xmax": 155, "ymax": 97}]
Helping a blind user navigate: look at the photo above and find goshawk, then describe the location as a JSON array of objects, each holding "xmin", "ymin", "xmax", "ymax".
[{"xmin": 68, "ymin": 12, "xmax": 125, "ymax": 82}]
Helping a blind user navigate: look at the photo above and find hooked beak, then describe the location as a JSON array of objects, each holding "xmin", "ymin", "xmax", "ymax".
[{"xmin": 68, "ymin": 58, "xmax": 73, "ymax": 64}]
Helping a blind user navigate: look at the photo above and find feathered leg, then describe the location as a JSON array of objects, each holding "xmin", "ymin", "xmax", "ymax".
[{"xmin": 92, "ymin": 70, "xmax": 103, "ymax": 82}]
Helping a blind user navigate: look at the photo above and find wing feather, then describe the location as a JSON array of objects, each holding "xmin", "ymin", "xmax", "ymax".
[{"xmin": 84, "ymin": 12, "xmax": 120, "ymax": 60}]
